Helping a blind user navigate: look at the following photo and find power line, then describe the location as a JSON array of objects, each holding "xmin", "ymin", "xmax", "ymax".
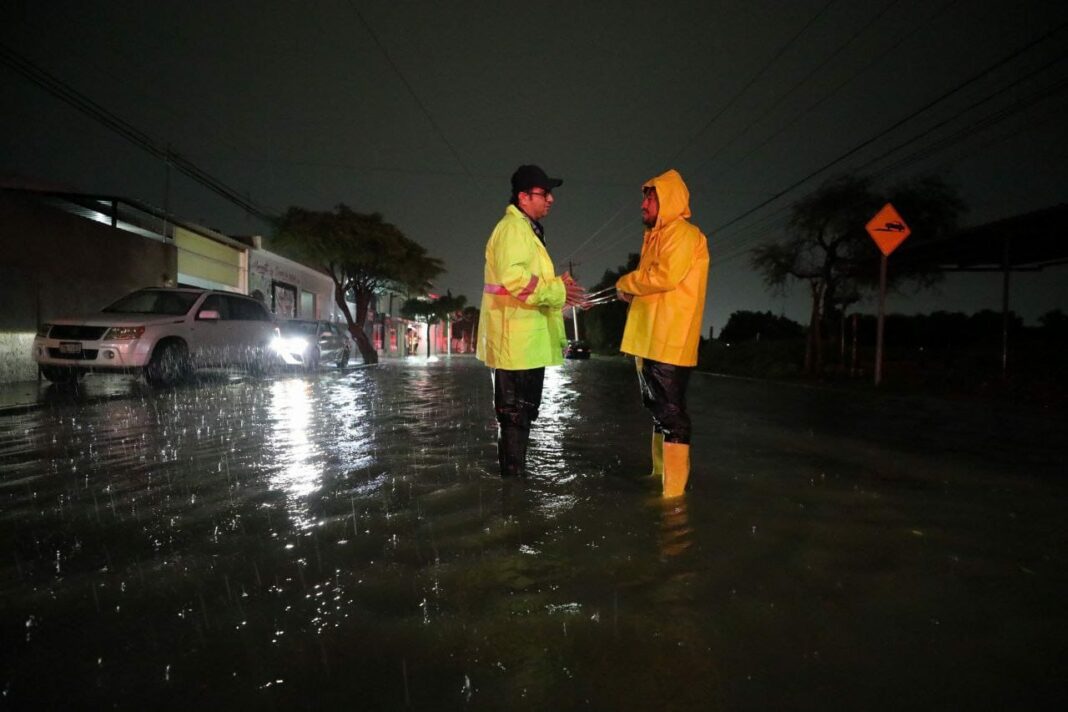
[
  {"xmin": 705, "ymin": 0, "xmax": 961, "ymax": 186},
  {"xmin": 691, "ymin": 0, "xmax": 904, "ymax": 179},
  {"xmin": 712, "ymin": 75, "xmax": 1068, "ymax": 269},
  {"xmin": 873, "ymin": 75, "xmax": 1068, "ymax": 178},
  {"xmin": 712, "ymin": 54, "xmax": 1068, "ymax": 261},
  {"xmin": 0, "ymin": 43, "xmax": 274, "ymax": 221},
  {"xmin": 711, "ymin": 18, "xmax": 1068, "ymax": 234},
  {"xmin": 567, "ymin": 1, "xmax": 838, "ymax": 266},
  {"xmin": 347, "ymin": 1, "xmax": 478, "ymax": 186},
  {"xmin": 889, "ymin": 94, "xmax": 1068, "ymax": 186},
  {"xmin": 667, "ymin": 0, "xmax": 839, "ymax": 166},
  {"xmin": 851, "ymin": 54, "xmax": 1068, "ymax": 176}
]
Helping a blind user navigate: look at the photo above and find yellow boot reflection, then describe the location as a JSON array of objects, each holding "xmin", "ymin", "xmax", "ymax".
[{"xmin": 658, "ymin": 497, "xmax": 692, "ymax": 558}]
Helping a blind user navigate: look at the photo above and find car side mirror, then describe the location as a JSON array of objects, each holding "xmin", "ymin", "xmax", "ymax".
[{"xmin": 197, "ymin": 309, "xmax": 221, "ymax": 320}]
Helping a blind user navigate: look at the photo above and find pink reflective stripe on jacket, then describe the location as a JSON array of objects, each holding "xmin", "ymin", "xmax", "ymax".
[
  {"xmin": 484, "ymin": 275, "xmax": 539, "ymax": 302},
  {"xmin": 515, "ymin": 275, "xmax": 539, "ymax": 302}
]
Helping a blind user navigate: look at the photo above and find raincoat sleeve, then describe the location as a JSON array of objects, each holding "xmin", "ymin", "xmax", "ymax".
[
  {"xmin": 616, "ymin": 228, "xmax": 697, "ymax": 296},
  {"xmin": 488, "ymin": 221, "xmax": 566, "ymax": 308}
]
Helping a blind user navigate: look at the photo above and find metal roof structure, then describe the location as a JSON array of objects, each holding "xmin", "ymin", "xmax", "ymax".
[
  {"xmin": 1, "ymin": 186, "xmax": 248, "ymax": 250},
  {"xmin": 890, "ymin": 203, "xmax": 1068, "ymax": 378},
  {"xmin": 894, "ymin": 203, "xmax": 1068, "ymax": 272}
]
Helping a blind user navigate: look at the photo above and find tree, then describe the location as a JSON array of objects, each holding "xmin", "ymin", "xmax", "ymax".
[
  {"xmin": 400, "ymin": 291, "xmax": 467, "ymax": 357},
  {"xmin": 718, "ymin": 310, "xmax": 804, "ymax": 342},
  {"xmin": 751, "ymin": 174, "xmax": 964, "ymax": 375},
  {"xmin": 1038, "ymin": 309, "xmax": 1068, "ymax": 346},
  {"xmin": 273, "ymin": 204, "xmax": 444, "ymax": 364}
]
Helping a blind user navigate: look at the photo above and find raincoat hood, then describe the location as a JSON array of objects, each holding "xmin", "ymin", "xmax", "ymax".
[{"xmin": 643, "ymin": 169, "xmax": 691, "ymax": 228}]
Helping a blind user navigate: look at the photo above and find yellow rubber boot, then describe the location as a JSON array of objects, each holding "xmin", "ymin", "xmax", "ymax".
[
  {"xmin": 650, "ymin": 431, "xmax": 665, "ymax": 479},
  {"xmin": 662, "ymin": 442, "xmax": 690, "ymax": 498}
]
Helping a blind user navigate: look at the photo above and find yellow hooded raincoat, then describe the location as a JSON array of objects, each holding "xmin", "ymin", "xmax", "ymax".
[
  {"xmin": 616, "ymin": 170, "xmax": 709, "ymax": 367},
  {"xmin": 477, "ymin": 204, "xmax": 568, "ymax": 370}
]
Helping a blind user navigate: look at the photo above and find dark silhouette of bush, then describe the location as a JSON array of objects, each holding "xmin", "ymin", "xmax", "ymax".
[{"xmin": 718, "ymin": 310, "xmax": 804, "ymax": 342}]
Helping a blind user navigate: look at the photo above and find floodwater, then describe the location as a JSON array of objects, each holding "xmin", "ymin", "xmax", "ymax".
[{"xmin": 1, "ymin": 356, "xmax": 1066, "ymax": 710}]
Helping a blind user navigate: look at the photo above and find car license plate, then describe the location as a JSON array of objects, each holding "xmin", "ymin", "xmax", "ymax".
[{"xmin": 59, "ymin": 342, "xmax": 83, "ymax": 355}]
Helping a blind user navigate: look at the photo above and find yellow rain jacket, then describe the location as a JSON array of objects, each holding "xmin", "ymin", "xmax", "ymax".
[
  {"xmin": 477, "ymin": 204, "xmax": 568, "ymax": 369},
  {"xmin": 616, "ymin": 169, "xmax": 709, "ymax": 367}
]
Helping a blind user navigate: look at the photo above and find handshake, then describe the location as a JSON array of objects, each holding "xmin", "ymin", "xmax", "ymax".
[{"xmin": 561, "ymin": 272, "xmax": 633, "ymax": 310}]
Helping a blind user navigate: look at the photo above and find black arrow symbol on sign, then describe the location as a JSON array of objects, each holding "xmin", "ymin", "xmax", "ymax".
[{"xmin": 873, "ymin": 221, "xmax": 906, "ymax": 232}]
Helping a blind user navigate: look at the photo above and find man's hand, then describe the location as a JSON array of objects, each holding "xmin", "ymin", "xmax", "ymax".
[
  {"xmin": 616, "ymin": 289, "xmax": 633, "ymax": 304},
  {"xmin": 562, "ymin": 271, "xmax": 587, "ymax": 307}
]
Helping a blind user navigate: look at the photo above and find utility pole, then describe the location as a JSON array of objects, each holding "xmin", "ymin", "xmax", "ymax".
[
  {"xmin": 162, "ymin": 144, "xmax": 171, "ymax": 240},
  {"xmin": 568, "ymin": 260, "xmax": 579, "ymax": 341}
]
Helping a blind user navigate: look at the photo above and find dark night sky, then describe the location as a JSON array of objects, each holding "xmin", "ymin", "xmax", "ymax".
[{"xmin": 3, "ymin": 0, "xmax": 1067, "ymax": 332}]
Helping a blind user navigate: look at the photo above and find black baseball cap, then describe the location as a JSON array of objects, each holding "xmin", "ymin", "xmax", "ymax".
[{"xmin": 511, "ymin": 164, "xmax": 563, "ymax": 194}]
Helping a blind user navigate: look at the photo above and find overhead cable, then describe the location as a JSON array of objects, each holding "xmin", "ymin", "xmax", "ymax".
[
  {"xmin": 0, "ymin": 43, "xmax": 274, "ymax": 221},
  {"xmin": 567, "ymin": 1, "xmax": 838, "ymax": 266},
  {"xmin": 707, "ymin": 0, "xmax": 961, "ymax": 186},
  {"xmin": 347, "ymin": 1, "xmax": 478, "ymax": 186},
  {"xmin": 667, "ymin": 0, "xmax": 839, "ymax": 165},
  {"xmin": 711, "ymin": 18, "xmax": 1068, "ymax": 234}
]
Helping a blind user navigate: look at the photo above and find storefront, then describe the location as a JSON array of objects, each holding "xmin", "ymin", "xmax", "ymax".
[{"xmin": 247, "ymin": 245, "xmax": 339, "ymax": 321}]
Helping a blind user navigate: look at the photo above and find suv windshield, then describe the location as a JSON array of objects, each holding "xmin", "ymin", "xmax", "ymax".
[
  {"xmin": 279, "ymin": 321, "xmax": 318, "ymax": 337},
  {"xmin": 102, "ymin": 290, "xmax": 200, "ymax": 316}
]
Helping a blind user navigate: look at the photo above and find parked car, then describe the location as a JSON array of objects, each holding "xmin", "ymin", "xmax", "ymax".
[
  {"xmin": 564, "ymin": 339, "xmax": 591, "ymax": 359},
  {"xmin": 271, "ymin": 319, "xmax": 353, "ymax": 371},
  {"xmin": 32, "ymin": 287, "xmax": 279, "ymax": 386}
]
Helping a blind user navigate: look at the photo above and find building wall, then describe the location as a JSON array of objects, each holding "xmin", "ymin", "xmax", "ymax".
[
  {"xmin": 175, "ymin": 225, "xmax": 244, "ymax": 292},
  {"xmin": 0, "ymin": 191, "xmax": 176, "ymax": 382},
  {"xmin": 248, "ymin": 249, "xmax": 338, "ymax": 320}
]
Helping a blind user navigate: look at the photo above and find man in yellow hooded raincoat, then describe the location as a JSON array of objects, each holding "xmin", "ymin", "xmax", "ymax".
[
  {"xmin": 477, "ymin": 165, "xmax": 586, "ymax": 477},
  {"xmin": 616, "ymin": 169, "xmax": 709, "ymax": 497}
]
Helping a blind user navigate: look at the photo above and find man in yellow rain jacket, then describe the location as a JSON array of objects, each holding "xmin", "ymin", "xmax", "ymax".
[
  {"xmin": 477, "ymin": 165, "xmax": 586, "ymax": 477},
  {"xmin": 616, "ymin": 169, "xmax": 709, "ymax": 497}
]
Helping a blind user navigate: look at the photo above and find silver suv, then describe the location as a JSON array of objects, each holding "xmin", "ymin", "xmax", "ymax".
[{"xmin": 33, "ymin": 287, "xmax": 279, "ymax": 386}]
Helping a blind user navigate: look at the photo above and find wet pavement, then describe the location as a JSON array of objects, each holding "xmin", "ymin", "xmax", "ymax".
[{"xmin": 1, "ymin": 356, "xmax": 1066, "ymax": 710}]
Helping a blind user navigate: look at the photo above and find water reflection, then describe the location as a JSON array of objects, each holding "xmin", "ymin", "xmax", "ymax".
[
  {"xmin": 267, "ymin": 378, "xmax": 322, "ymax": 528},
  {"xmin": 530, "ymin": 364, "xmax": 578, "ymax": 479},
  {"xmin": 321, "ymin": 371, "xmax": 373, "ymax": 475},
  {"xmin": 657, "ymin": 498, "xmax": 693, "ymax": 559},
  {"xmin": 505, "ymin": 365, "xmax": 581, "ymax": 523}
]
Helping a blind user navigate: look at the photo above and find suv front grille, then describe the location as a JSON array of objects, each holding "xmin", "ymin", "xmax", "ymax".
[{"xmin": 49, "ymin": 325, "xmax": 109, "ymax": 340}]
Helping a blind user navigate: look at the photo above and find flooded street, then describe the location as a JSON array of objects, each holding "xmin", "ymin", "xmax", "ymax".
[{"xmin": 2, "ymin": 356, "xmax": 1066, "ymax": 710}]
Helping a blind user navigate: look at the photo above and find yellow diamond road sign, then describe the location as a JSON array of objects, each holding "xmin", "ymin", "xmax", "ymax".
[{"xmin": 866, "ymin": 203, "xmax": 911, "ymax": 256}]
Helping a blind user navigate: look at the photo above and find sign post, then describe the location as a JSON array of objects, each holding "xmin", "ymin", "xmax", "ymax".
[{"xmin": 865, "ymin": 203, "xmax": 911, "ymax": 386}]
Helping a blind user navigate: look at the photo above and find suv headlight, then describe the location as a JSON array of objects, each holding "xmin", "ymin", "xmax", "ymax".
[
  {"xmin": 105, "ymin": 326, "xmax": 145, "ymax": 340},
  {"xmin": 272, "ymin": 336, "xmax": 308, "ymax": 354},
  {"xmin": 36, "ymin": 323, "xmax": 53, "ymax": 337}
]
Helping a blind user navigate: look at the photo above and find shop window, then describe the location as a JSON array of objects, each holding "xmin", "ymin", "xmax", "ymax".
[
  {"xmin": 272, "ymin": 281, "xmax": 297, "ymax": 318},
  {"xmin": 300, "ymin": 290, "xmax": 316, "ymax": 318}
]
